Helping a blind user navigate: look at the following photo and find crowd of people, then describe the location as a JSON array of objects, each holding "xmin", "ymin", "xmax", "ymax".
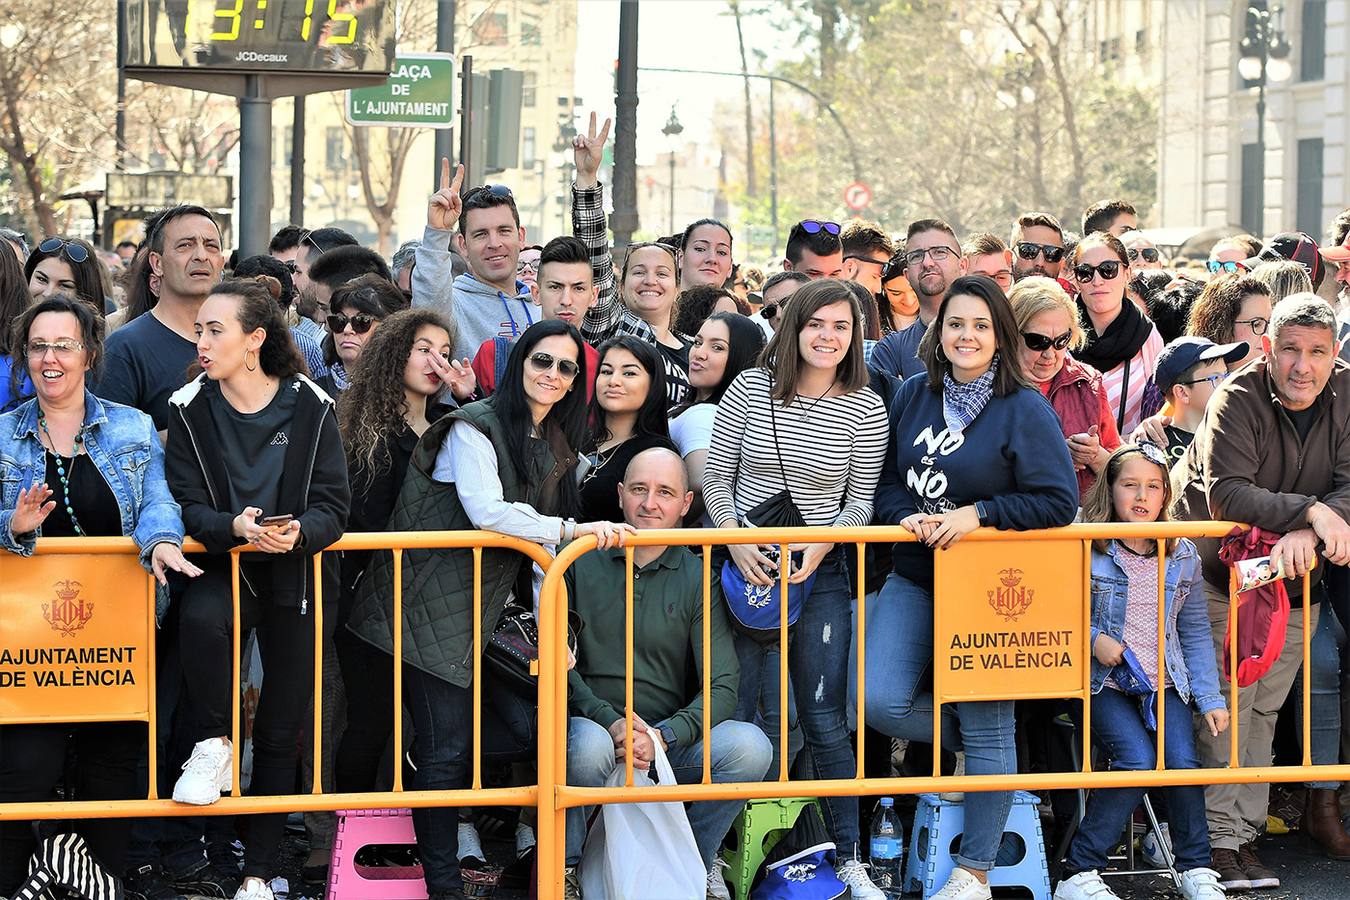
[{"xmin": 3, "ymin": 109, "xmax": 1350, "ymax": 900}]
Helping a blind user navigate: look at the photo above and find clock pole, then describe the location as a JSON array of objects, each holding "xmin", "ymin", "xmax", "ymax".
[{"xmin": 238, "ymin": 75, "xmax": 273, "ymax": 257}]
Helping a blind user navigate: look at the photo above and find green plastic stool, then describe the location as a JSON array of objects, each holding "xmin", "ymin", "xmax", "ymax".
[{"xmin": 722, "ymin": 797, "xmax": 819, "ymax": 900}]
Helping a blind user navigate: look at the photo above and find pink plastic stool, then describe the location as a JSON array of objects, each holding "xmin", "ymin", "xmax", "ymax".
[{"xmin": 327, "ymin": 808, "xmax": 427, "ymax": 900}]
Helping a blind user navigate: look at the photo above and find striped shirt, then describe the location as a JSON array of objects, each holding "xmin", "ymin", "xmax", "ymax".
[
  {"xmin": 1100, "ymin": 326, "xmax": 1163, "ymax": 436},
  {"xmin": 703, "ymin": 368, "xmax": 888, "ymax": 529}
]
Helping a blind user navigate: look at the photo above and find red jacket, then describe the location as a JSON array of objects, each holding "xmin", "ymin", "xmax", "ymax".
[{"xmin": 1041, "ymin": 355, "xmax": 1122, "ymax": 497}]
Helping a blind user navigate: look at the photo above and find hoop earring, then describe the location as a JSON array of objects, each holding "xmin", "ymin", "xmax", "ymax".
[{"xmin": 244, "ymin": 349, "xmax": 258, "ymax": 372}]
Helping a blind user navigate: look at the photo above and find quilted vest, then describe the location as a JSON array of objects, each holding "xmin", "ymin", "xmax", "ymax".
[{"xmin": 346, "ymin": 398, "xmax": 574, "ymax": 688}]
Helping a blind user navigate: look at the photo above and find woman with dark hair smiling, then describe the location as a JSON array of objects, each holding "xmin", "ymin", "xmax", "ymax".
[
  {"xmin": 346, "ymin": 319, "xmax": 631, "ymax": 899},
  {"xmin": 579, "ymin": 335, "xmax": 674, "ymax": 523},
  {"xmin": 866, "ymin": 275, "xmax": 1078, "ymax": 900},
  {"xmin": 25, "ymin": 237, "xmax": 106, "ymax": 313}
]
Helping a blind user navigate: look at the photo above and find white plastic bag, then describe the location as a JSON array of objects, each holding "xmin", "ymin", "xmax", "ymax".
[{"xmin": 578, "ymin": 728, "xmax": 705, "ymax": 899}]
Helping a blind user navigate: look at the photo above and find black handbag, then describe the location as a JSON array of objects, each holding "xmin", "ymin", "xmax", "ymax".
[{"xmin": 484, "ymin": 603, "xmax": 582, "ymax": 697}]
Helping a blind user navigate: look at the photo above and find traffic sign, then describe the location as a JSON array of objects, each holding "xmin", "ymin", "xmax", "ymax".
[
  {"xmin": 347, "ymin": 53, "xmax": 456, "ymax": 129},
  {"xmin": 844, "ymin": 181, "xmax": 872, "ymax": 211}
]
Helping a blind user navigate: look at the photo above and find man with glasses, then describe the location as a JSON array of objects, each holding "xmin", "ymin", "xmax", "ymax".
[
  {"xmin": 839, "ymin": 221, "xmax": 893, "ymax": 295},
  {"xmin": 1009, "ymin": 212, "xmax": 1066, "ymax": 282},
  {"xmin": 963, "ymin": 232, "xmax": 1014, "ymax": 291},
  {"xmin": 1152, "ymin": 336, "xmax": 1248, "ymax": 461},
  {"xmin": 412, "ymin": 159, "xmax": 537, "ymax": 360},
  {"xmin": 870, "ymin": 218, "xmax": 966, "ymax": 379},
  {"xmin": 783, "ymin": 218, "xmax": 844, "ymax": 279},
  {"xmin": 1122, "ymin": 230, "xmax": 1164, "ymax": 273}
]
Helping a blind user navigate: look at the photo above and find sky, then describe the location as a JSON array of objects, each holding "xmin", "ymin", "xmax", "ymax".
[{"xmin": 572, "ymin": 0, "xmax": 790, "ymax": 166}]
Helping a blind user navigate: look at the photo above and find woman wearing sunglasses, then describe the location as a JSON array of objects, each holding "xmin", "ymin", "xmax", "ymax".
[
  {"xmin": 1070, "ymin": 232, "xmax": 1163, "ymax": 436},
  {"xmin": 318, "ymin": 274, "xmax": 404, "ymax": 396},
  {"xmin": 25, "ymin": 237, "xmax": 106, "ymax": 314},
  {"xmin": 346, "ymin": 319, "xmax": 631, "ymax": 899},
  {"xmin": 1009, "ymin": 276, "xmax": 1121, "ymax": 497},
  {"xmin": 1186, "ymin": 274, "xmax": 1272, "ymax": 371}
]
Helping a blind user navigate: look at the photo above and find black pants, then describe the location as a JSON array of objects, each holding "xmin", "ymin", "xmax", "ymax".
[
  {"xmin": 334, "ymin": 626, "xmax": 415, "ymax": 793},
  {"xmin": 178, "ymin": 566, "xmax": 315, "ymax": 879},
  {"xmin": 0, "ymin": 721, "xmax": 143, "ymax": 893}
]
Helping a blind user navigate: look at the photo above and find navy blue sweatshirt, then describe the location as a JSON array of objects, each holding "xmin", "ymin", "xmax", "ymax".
[{"xmin": 876, "ymin": 373, "xmax": 1079, "ymax": 588}]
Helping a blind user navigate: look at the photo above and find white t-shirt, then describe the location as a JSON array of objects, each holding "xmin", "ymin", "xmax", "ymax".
[{"xmin": 668, "ymin": 403, "xmax": 718, "ymax": 457}]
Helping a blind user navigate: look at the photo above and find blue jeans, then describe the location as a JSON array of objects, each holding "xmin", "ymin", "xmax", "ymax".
[
  {"xmin": 565, "ymin": 717, "xmax": 772, "ymax": 866},
  {"xmin": 1297, "ymin": 579, "xmax": 1349, "ymax": 789},
  {"xmin": 405, "ymin": 667, "xmax": 535, "ymax": 892},
  {"xmin": 1064, "ymin": 688, "xmax": 1210, "ymax": 874},
  {"xmin": 732, "ymin": 550, "xmax": 863, "ymax": 853},
  {"xmin": 863, "ymin": 572, "xmax": 1017, "ymax": 870}
]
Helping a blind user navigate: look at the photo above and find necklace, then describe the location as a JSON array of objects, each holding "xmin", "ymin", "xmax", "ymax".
[
  {"xmin": 796, "ymin": 379, "xmax": 838, "ymax": 422},
  {"xmin": 38, "ymin": 412, "xmax": 85, "ymax": 537},
  {"xmin": 581, "ymin": 442, "xmax": 622, "ymax": 487}
]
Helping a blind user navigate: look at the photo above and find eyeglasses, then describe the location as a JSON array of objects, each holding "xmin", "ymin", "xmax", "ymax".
[
  {"xmin": 1177, "ymin": 373, "xmax": 1226, "ymax": 388},
  {"xmin": 1234, "ymin": 316, "xmax": 1269, "ymax": 336},
  {"xmin": 1073, "ymin": 260, "xmax": 1123, "ymax": 283},
  {"xmin": 38, "ymin": 238, "xmax": 88, "ymax": 264},
  {"xmin": 467, "ymin": 184, "xmax": 514, "ymax": 202},
  {"xmin": 796, "ymin": 219, "xmax": 840, "ymax": 236},
  {"xmin": 26, "ymin": 339, "xmax": 85, "ymax": 358},
  {"xmin": 1206, "ymin": 260, "xmax": 1249, "ymax": 275},
  {"xmin": 1127, "ymin": 247, "xmax": 1160, "ymax": 264},
  {"xmin": 903, "ymin": 245, "xmax": 959, "ymax": 267},
  {"xmin": 1015, "ymin": 241, "xmax": 1065, "ymax": 263},
  {"xmin": 327, "ymin": 313, "xmax": 377, "ymax": 334},
  {"xmin": 1021, "ymin": 330, "xmax": 1073, "ymax": 352},
  {"xmin": 527, "ymin": 351, "xmax": 579, "ymax": 380}
]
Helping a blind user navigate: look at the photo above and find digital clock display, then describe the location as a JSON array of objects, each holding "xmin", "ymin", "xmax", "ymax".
[{"xmin": 122, "ymin": 0, "xmax": 395, "ymax": 74}]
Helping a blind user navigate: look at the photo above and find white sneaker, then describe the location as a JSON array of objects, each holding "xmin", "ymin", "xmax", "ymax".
[
  {"xmin": 232, "ymin": 877, "xmax": 274, "ymax": 900},
  {"xmin": 706, "ymin": 856, "xmax": 730, "ymax": 900},
  {"xmin": 515, "ymin": 821, "xmax": 536, "ymax": 859},
  {"xmin": 457, "ymin": 820, "xmax": 486, "ymax": 864},
  {"xmin": 1140, "ymin": 821, "xmax": 1173, "ymax": 868},
  {"xmin": 1054, "ymin": 870, "xmax": 1120, "ymax": 900},
  {"xmin": 933, "ymin": 866, "xmax": 994, "ymax": 900},
  {"xmin": 172, "ymin": 737, "xmax": 232, "ymax": 805},
  {"xmin": 835, "ymin": 856, "xmax": 885, "ymax": 900},
  {"xmin": 1177, "ymin": 867, "xmax": 1226, "ymax": 900}
]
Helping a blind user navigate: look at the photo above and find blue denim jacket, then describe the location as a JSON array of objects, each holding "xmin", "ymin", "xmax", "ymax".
[
  {"xmin": 0, "ymin": 390, "xmax": 184, "ymax": 568},
  {"xmin": 1089, "ymin": 538, "xmax": 1225, "ymax": 714}
]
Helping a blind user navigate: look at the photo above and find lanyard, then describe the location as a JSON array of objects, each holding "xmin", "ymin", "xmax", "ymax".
[{"xmin": 499, "ymin": 286, "xmax": 535, "ymax": 337}]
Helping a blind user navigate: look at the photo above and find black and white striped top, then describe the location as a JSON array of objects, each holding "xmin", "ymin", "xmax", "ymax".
[{"xmin": 703, "ymin": 367, "xmax": 888, "ymax": 530}]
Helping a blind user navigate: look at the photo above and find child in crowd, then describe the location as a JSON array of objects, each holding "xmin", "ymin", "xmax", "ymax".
[
  {"xmin": 1055, "ymin": 443, "xmax": 1229, "ymax": 900},
  {"xmin": 1151, "ymin": 337, "xmax": 1249, "ymax": 463}
]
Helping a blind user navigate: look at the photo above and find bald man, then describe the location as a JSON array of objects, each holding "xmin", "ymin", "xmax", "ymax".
[{"xmin": 562, "ymin": 448, "xmax": 771, "ymax": 898}]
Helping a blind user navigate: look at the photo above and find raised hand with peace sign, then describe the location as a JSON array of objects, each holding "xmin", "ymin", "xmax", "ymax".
[
  {"xmin": 427, "ymin": 157, "xmax": 466, "ymax": 232},
  {"xmin": 573, "ymin": 111, "xmax": 612, "ymax": 190}
]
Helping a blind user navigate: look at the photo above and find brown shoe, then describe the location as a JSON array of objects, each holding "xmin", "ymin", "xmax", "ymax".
[
  {"xmin": 1209, "ymin": 848, "xmax": 1250, "ymax": 891},
  {"xmin": 1237, "ymin": 841, "xmax": 1280, "ymax": 889},
  {"xmin": 1304, "ymin": 787, "xmax": 1350, "ymax": 859}
]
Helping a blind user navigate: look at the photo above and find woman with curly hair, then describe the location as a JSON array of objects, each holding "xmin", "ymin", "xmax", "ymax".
[
  {"xmin": 672, "ymin": 284, "xmax": 747, "ymax": 337},
  {"xmin": 1185, "ymin": 274, "xmax": 1271, "ymax": 370},
  {"xmin": 333, "ymin": 307, "xmax": 459, "ymax": 793}
]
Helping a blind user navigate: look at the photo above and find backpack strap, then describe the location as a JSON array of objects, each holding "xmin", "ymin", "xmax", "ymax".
[{"xmin": 493, "ymin": 336, "xmax": 512, "ymax": 391}]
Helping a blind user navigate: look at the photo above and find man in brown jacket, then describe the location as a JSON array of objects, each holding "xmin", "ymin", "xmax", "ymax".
[{"xmin": 1172, "ymin": 293, "xmax": 1350, "ymax": 887}]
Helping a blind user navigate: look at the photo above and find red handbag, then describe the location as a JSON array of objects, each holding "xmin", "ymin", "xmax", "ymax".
[{"xmin": 1218, "ymin": 526, "xmax": 1291, "ymax": 687}]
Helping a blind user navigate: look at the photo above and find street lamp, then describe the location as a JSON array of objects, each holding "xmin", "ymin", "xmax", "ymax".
[
  {"xmin": 1237, "ymin": 3, "xmax": 1292, "ymax": 232},
  {"xmin": 661, "ymin": 106, "xmax": 683, "ymax": 235}
]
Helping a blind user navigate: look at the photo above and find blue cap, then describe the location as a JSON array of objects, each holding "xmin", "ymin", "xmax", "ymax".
[{"xmin": 1154, "ymin": 336, "xmax": 1248, "ymax": 394}]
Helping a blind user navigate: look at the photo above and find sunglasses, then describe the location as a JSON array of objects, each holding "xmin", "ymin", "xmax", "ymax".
[
  {"xmin": 1015, "ymin": 241, "xmax": 1065, "ymax": 263},
  {"xmin": 1021, "ymin": 330, "xmax": 1073, "ymax": 352},
  {"xmin": 1073, "ymin": 260, "xmax": 1123, "ymax": 283},
  {"xmin": 303, "ymin": 232, "xmax": 327, "ymax": 257},
  {"xmin": 796, "ymin": 219, "xmax": 840, "ymax": 236},
  {"xmin": 880, "ymin": 256, "xmax": 907, "ymax": 281},
  {"xmin": 327, "ymin": 313, "xmax": 377, "ymax": 334},
  {"xmin": 527, "ymin": 351, "xmax": 579, "ymax": 380},
  {"xmin": 1127, "ymin": 247, "xmax": 1160, "ymax": 263},
  {"xmin": 844, "ymin": 254, "xmax": 886, "ymax": 268},
  {"xmin": 25, "ymin": 339, "xmax": 85, "ymax": 358},
  {"xmin": 1136, "ymin": 441, "xmax": 1169, "ymax": 468},
  {"xmin": 467, "ymin": 183, "xmax": 514, "ymax": 202},
  {"xmin": 1206, "ymin": 260, "xmax": 1249, "ymax": 274},
  {"xmin": 281, "ymin": 259, "xmax": 299, "ymax": 274},
  {"xmin": 39, "ymin": 237, "xmax": 89, "ymax": 263}
]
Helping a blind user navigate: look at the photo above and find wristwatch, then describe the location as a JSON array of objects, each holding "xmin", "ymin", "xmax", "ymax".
[
  {"xmin": 658, "ymin": 724, "xmax": 678, "ymax": 750},
  {"xmin": 975, "ymin": 501, "xmax": 991, "ymax": 527}
]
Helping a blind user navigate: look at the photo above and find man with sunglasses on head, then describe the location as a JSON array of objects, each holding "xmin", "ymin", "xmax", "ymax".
[
  {"xmin": 412, "ymin": 158, "xmax": 537, "ymax": 361},
  {"xmin": 782, "ymin": 219, "xmax": 844, "ymax": 279},
  {"xmin": 1152, "ymin": 336, "xmax": 1249, "ymax": 462},
  {"xmin": 869, "ymin": 218, "xmax": 966, "ymax": 380},
  {"xmin": 291, "ymin": 226, "xmax": 359, "ymax": 297},
  {"xmin": 1009, "ymin": 212, "xmax": 1066, "ymax": 282}
]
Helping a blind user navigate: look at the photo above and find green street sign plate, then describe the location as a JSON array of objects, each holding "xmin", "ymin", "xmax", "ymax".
[{"xmin": 346, "ymin": 53, "xmax": 455, "ymax": 128}]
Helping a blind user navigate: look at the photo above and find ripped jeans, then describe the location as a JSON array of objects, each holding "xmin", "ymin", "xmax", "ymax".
[{"xmin": 734, "ymin": 548, "xmax": 861, "ymax": 853}]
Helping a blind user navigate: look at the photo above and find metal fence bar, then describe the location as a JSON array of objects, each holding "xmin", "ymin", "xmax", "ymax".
[
  {"xmin": 702, "ymin": 545, "xmax": 712, "ymax": 784},
  {"xmin": 392, "ymin": 548, "xmax": 404, "ymax": 793},
  {"xmin": 230, "ymin": 552, "xmax": 242, "ymax": 798},
  {"xmin": 311, "ymin": 553, "xmax": 324, "ymax": 794},
  {"xmin": 1155, "ymin": 538, "xmax": 1167, "ymax": 771}
]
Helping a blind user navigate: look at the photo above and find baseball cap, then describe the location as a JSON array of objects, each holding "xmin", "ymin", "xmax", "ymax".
[
  {"xmin": 1154, "ymin": 336, "xmax": 1249, "ymax": 394},
  {"xmin": 1322, "ymin": 232, "xmax": 1350, "ymax": 264},
  {"xmin": 1248, "ymin": 231, "xmax": 1326, "ymax": 288}
]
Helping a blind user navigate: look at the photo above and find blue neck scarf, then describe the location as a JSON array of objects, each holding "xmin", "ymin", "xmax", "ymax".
[{"xmin": 942, "ymin": 353, "xmax": 999, "ymax": 435}]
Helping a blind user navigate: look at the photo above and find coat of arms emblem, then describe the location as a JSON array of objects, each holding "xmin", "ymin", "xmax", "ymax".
[
  {"xmin": 987, "ymin": 567, "xmax": 1033, "ymax": 621},
  {"xmin": 44, "ymin": 580, "xmax": 93, "ymax": 636}
]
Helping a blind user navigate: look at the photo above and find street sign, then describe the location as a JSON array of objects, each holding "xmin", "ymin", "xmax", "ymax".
[
  {"xmin": 346, "ymin": 53, "xmax": 456, "ymax": 129},
  {"xmin": 844, "ymin": 181, "xmax": 872, "ymax": 211}
]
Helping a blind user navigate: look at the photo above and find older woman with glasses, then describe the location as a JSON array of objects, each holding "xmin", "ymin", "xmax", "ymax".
[{"xmin": 1185, "ymin": 274, "xmax": 1272, "ymax": 371}]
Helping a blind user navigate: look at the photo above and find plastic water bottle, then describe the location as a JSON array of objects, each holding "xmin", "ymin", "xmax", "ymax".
[{"xmin": 869, "ymin": 797, "xmax": 903, "ymax": 899}]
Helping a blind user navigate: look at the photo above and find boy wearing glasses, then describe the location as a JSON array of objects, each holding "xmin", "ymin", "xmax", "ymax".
[{"xmin": 1153, "ymin": 337, "xmax": 1249, "ymax": 462}]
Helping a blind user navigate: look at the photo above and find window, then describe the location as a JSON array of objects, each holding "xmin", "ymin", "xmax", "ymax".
[
  {"xmin": 472, "ymin": 12, "xmax": 509, "ymax": 46},
  {"xmin": 325, "ymin": 127, "xmax": 345, "ymax": 170},
  {"xmin": 522, "ymin": 127, "xmax": 536, "ymax": 168},
  {"xmin": 1240, "ymin": 142, "xmax": 1264, "ymax": 234},
  {"xmin": 521, "ymin": 15, "xmax": 542, "ymax": 46},
  {"xmin": 1296, "ymin": 138, "xmax": 1324, "ymax": 236},
  {"xmin": 1135, "ymin": 28, "xmax": 1148, "ymax": 54},
  {"xmin": 1301, "ymin": 0, "xmax": 1326, "ymax": 81},
  {"xmin": 522, "ymin": 71, "xmax": 537, "ymax": 108}
]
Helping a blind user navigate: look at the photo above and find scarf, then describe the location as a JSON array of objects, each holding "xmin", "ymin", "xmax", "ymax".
[
  {"xmin": 329, "ymin": 361, "xmax": 350, "ymax": 393},
  {"xmin": 942, "ymin": 353, "xmax": 999, "ymax": 434},
  {"xmin": 1075, "ymin": 295, "xmax": 1153, "ymax": 373}
]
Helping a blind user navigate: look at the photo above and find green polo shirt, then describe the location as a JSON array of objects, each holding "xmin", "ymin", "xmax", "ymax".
[{"xmin": 565, "ymin": 544, "xmax": 740, "ymax": 747}]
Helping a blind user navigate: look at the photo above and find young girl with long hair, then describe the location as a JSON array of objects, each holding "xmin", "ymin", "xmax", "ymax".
[
  {"xmin": 1055, "ymin": 444, "xmax": 1228, "ymax": 900},
  {"xmin": 165, "ymin": 278, "xmax": 350, "ymax": 900}
]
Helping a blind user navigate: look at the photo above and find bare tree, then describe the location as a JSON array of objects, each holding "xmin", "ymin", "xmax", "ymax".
[{"xmin": 728, "ymin": 0, "xmax": 757, "ymax": 197}]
